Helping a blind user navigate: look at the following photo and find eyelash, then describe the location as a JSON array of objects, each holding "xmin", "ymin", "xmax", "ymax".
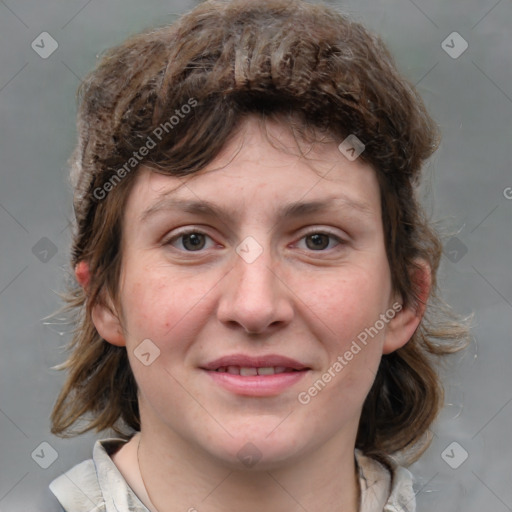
[{"xmin": 163, "ymin": 228, "xmax": 346, "ymax": 253}]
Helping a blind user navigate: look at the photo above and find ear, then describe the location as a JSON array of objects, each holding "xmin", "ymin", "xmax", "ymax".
[
  {"xmin": 382, "ymin": 259, "xmax": 431, "ymax": 355},
  {"xmin": 74, "ymin": 261, "xmax": 126, "ymax": 347},
  {"xmin": 91, "ymin": 298, "xmax": 126, "ymax": 347},
  {"xmin": 75, "ymin": 261, "xmax": 90, "ymax": 290}
]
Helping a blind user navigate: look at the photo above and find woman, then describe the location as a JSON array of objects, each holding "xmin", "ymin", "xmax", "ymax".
[{"xmin": 47, "ymin": 1, "xmax": 471, "ymax": 510}]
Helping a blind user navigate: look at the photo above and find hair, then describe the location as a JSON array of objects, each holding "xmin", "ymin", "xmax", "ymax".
[{"xmin": 49, "ymin": 0, "xmax": 472, "ymax": 466}]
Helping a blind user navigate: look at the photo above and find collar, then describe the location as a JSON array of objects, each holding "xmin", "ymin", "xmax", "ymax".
[
  {"xmin": 50, "ymin": 438, "xmax": 416, "ymax": 512},
  {"xmin": 355, "ymin": 449, "xmax": 416, "ymax": 512}
]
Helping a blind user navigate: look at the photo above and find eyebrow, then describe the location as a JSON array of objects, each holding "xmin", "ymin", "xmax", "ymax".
[{"xmin": 139, "ymin": 194, "xmax": 374, "ymax": 224}]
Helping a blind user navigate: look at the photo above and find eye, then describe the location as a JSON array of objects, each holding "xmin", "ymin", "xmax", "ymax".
[
  {"xmin": 163, "ymin": 229, "xmax": 345, "ymax": 253},
  {"xmin": 297, "ymin": 231, "xmax": 344, "ymax": 251},
  {"xmin": 164, "ymin": 229, "xmax": 215, "ymax": 252}
]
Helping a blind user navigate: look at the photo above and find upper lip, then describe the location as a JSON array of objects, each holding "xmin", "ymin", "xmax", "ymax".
[{"xmin": 201, "ymin": 354, "xmax": 310, "ymax": 371}]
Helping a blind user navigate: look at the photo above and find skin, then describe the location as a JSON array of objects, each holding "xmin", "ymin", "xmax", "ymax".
[{"xmin": 79, "ymin": 116, "xmax": 430, "ymax": 512}]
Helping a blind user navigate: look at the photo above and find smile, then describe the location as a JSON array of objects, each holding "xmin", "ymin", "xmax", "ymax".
[
  {"xmin": 214, "ymin": 366, "xmax": 301, "ymax": 376},
  {"xmin": 200, "ymin": 354, "xmax": 311, "ymax": 396}
]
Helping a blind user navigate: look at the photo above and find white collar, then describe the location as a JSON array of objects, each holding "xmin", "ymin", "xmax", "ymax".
[{"xmin": 49, "ymin": 438, "xmax": 416, "ymax": 512}]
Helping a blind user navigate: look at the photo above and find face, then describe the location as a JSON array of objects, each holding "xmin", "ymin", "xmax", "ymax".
[{"xmin": 92, "ymin": 116, "xmax": 423, "ymax": 469}]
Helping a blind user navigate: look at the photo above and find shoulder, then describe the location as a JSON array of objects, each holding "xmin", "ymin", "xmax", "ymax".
[
  {"xmin": 49, "ymin": 437, "xmax": 149, "ymax": 512},
  {"xmin": 49, "ymin": 457, "xmax": 103, "ymax": 512},
  {"xmin": 355, "ymin": 449, "xmax": 416, "ymax": 512}
]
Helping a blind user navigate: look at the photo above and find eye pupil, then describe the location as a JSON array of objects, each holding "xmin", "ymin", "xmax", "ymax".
[
  {"xmin": 183, "ymin": 233, "xmax": 205, "ymax": 251},
  {"xmin": 306, "ymin": 233, "xmax": 329, "ymax": 250}
]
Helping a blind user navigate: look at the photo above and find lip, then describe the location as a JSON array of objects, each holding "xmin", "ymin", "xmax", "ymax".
[
  {"xmin": 201, "ymin": 354, "xmax": 309, "ymax": 371},
  {"xmin": 200, "ymin": 354, "xmax": 310, "ymax": 397}
]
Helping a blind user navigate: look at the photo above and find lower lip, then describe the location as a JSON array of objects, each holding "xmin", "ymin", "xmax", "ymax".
[{"xmin": 203, "ymin": 369, "xmax": 309, "ymax": 396}]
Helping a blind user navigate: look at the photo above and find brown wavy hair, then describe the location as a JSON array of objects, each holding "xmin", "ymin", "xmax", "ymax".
[{"xmin": 49, "ymin": 0, "xmax": 472, "ymax": 466}]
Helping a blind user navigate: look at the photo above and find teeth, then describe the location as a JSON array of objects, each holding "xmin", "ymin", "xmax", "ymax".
[
  {"xmin": 215, "ymin": 366, "xmax": 298, "ymax": 375},
  {"xmin": 240, "ymin": 367, "xmax": 258, "ymax": 376}
]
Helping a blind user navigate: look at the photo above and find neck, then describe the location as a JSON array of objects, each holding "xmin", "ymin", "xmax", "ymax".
[{"xmin": 136, "ymin": 425, "xmax": 361, "ymax": 512}]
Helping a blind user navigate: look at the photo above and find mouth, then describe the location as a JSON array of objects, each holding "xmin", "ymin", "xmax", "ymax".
[
  {"xmin": 201, "ymin": 354, "xmax": 310, "ymax": 372},
  {"xmin": 200, "ymin": 354, "xmax": 311, "ymax": 396},
  {"xmin": 213, "ymin": 366, "xmax": 304, "ymax": 376}
]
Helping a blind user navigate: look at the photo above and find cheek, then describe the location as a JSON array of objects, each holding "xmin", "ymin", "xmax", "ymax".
[
  {"xmin": 298, "ymin": 264, "xmax": 390, "ymax": 398},
  {"xmin": 304, "ymin": 266, "xmax": 390, "ymax": 341},
  {"xmin": 120, "ymin": 266, "xmax": 207, "ymax": 344}
]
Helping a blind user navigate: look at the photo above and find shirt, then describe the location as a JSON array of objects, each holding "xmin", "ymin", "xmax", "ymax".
[{"xmin": 48, "ymin": 438, "xmax": 416, "ymax": 512}]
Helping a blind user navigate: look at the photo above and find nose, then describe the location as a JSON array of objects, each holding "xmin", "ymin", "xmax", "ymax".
[{"xmin": 216, "ymin": 239, "xmax": 294, "ymax": 336}]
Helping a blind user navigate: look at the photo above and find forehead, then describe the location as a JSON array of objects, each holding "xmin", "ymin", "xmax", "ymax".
[{"xmin": 123, "ymin": 117, "xmax": 381, "ymax": 225}]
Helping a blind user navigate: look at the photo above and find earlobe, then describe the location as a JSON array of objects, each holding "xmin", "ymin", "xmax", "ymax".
[
  {"xmin": 382, "ymin": 259, "xmax": 431, "ymax": 355},
  {"xmin": 91, "ymin": 298, "xmax": 126, "ymax": 347},
  {"xmin": 75, "ymin": 261, "xmax": 126, "ymax": 347}
]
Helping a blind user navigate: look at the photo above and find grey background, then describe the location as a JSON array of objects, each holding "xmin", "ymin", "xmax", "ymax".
[{"xmin": 0, "ymin": 0, "xmax": 511, "ymax": 510}]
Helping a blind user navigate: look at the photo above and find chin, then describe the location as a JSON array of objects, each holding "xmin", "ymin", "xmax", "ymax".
[{"xmin": 203, "ymin": 429, "xmax": 309, "ymax": 472}]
